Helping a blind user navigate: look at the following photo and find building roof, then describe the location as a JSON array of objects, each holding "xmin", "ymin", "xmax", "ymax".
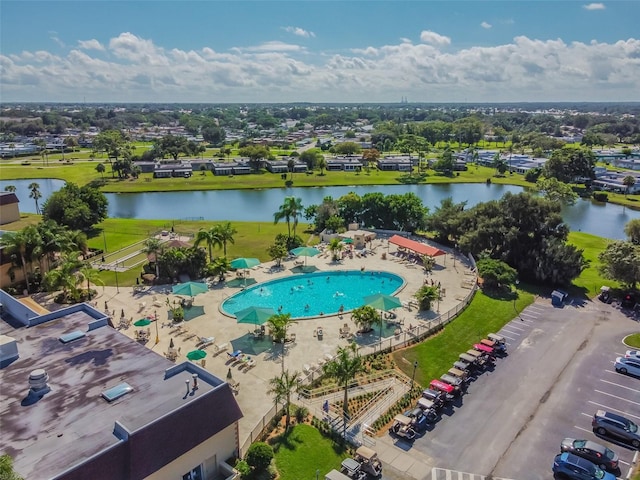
[
  {"xmin": 389, "ymin": 235, "xmax": 446, "ymax": 257},
  {"xmin": 0, "ymin": 303, "xmax": 242, "ymax": 480},
  {"xmin": 0, "ymin": 192, "xmax": 19, "ymax": 206}
]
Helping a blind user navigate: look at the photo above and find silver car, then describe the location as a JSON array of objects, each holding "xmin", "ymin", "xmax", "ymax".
[{"xmin": 615, "ymin": 356, "xmax": 640, "ymax": 377}]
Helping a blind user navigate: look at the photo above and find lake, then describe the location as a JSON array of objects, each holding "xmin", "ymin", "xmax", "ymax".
[{"xmin": 2, "ymin": 179, "xmax": 638, "ymax": 240}]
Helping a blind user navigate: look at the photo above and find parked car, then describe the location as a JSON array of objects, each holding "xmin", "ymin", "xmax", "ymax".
[
  {"xmin": 615, "ymin": 356, "xmax": 640, "ymax": 377},
  {"xmin": 625, "ymin": 350, "xmax": 640, "ymax": 360},
  {"xmin": 552, "ymin": 452, "xmax": 616, "ymax": 480},
  {"xmin": 592, "ymin": 410, "xmax": 640, "ymax": 448},
  {"xmin": 560, "ymin": 438, "xmax": 619, "ymax": 472}
]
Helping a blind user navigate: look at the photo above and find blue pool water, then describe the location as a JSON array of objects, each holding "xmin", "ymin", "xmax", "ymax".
[{"xmin": 221, "ymin": 270, "xmax": 405, "ymax": 319}]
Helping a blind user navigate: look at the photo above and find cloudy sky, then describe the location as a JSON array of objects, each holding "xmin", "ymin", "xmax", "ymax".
[{"xmin": 1, "ymin": 1, "xmax": 639, "ymax": 103}]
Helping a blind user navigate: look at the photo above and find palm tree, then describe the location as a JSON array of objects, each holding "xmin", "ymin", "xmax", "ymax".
[
  {"xmin": 194, "ymin": 227, "xmax": 222, "ymax": 262},
  {"xmin": 287, "ymin": 158, "xmax": 295, "ymax": 181},
  {"xmin": 215, "ymin": 222, "xmax": 237, "ymax": 257},
  {"xmin": 350, "ymin": 305, "xmax": 381, "ymax": 333},
  {"xmin": 623, "ymin": 175, "xmax": 636, "ymax": 198},
  {"xmin": 77, "ymin": 264, "xmax": 105, "ymax": 299},
  {"xmin": 273, "ymin": 196, "xmax": 303, "ymax": 239},
  {"xmin": 142, "ymin": 238, "xmax": 163, "ymax": 278},
  {"xmin": 1, "ymin": 230, "xmax": 32, "ymax": 292},
  {"xmin": 267, "ymin": 313, "xmax": 297, "ymax": 370},
  {"xmin": 4, "ymin": 185, "xmax": 16, "ymax": 193},
  {"xmin": 328, "ymin": 238, "xmax": 344, "ymax": 262},
  {"xmin": 322, "ymin": 343, "xmax": 365, "ymax": 419},
  {"xmin": 415, "ymin": 285, "xmax": 440, "ymax": 311},
  {"xmin": 44, "ymin": 254, "xmax": 81, "ymax": 301},
  {"xmin": 28, "ymin": 182, "xmax": 42, "ymax": 214},
  {"xmin": 267, "ymin": 370, "xmax": 300, "ymax": 431}
]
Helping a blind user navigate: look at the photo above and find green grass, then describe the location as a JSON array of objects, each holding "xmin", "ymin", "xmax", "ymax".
[
  {"xmin": 272, "ymin": 424, "xmax": 348, "ymax": 480},
  {"xmin": 393, "ymin": 288, "xmax": 535, "ymax": 387},
  {"xmin": 623, "ymin": 333, "xmax": 640, "ymax": 348},
  {"xmin": 567, "ymin": 231, "xmax": 619, "ymax": 298}
]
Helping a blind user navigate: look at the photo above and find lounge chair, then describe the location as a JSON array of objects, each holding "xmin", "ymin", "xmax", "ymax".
[{"xmin": 211, "ymin": 343, "xmax": 228, "ymax": 356}]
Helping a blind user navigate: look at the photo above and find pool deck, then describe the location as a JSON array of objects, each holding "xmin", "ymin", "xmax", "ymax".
[{"xmin": 34, "ymin": 238, "xmax": 475, "ymax": 460}]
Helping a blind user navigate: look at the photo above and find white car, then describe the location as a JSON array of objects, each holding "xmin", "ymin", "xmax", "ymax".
[
  {"xmin": 615, "ymin": 356, "xmax": 640, "ymax": 376},
  {"xmin": 625, "ymin": 350, "xmax": 640, "ymax": 360}
]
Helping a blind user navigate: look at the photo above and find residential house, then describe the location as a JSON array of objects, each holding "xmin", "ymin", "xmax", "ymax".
[{"xmin": 0, "ymin": 192, "xmax": 20, "ymax": 225}]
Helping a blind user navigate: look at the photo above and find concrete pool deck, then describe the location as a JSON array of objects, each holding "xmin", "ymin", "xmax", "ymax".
[{"xmin": 35, "ymin": 238, "xmax": 474, "ymax": 466}]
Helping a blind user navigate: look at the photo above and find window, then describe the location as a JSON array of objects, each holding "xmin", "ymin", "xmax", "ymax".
[{"xmin": 182, "ymin": 465, "xmax": 203, "ymax": 480}]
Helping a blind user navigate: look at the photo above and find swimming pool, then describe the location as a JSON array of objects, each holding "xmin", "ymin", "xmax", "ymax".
[{"xmin": 221, "ymin": 270, "xmax": 405, "ymax": 319}]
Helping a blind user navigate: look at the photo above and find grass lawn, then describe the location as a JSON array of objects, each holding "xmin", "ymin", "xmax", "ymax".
[
  {"xmin": 567, "ymin": 231, "xmax": 619, "ymax": 298},
  {"xmin": 271, "ymin": 424, "xmax": 348, "ymax": 480},
  {"xmin": 623, "ymin": 333, "xmax": 640, "ymax": 348},
  {"xmin": 392, "ymin": 288, "xmax": 535, "ymax": 387}
]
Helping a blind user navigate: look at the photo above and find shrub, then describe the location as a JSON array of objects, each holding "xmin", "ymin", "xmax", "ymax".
[
  {"xmin": 234, "ymin": 459, "xmax": 251, "ymax": 479},
  {"xmin": 246, "ymin": 442, "xmax": 274, "ymax": 472},
  {"xmin": 295, "ymin": 406, "xmax": 309, "ymax": 423},
  {"xmin": 593, "ymin": 192, "xmax": 608, "ymax": 202}
]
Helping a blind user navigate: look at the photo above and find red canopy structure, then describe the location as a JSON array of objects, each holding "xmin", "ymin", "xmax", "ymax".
[{"xmin": 388, "ymin": 235, "xmax": 446, "ymax": 257}]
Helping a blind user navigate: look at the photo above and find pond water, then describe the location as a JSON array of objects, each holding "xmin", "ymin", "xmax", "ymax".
[
  {"xmin": 221, "ymin": 270, "xmax": 404, "ymax": 319},
  {"xmin": 2, "ymin": 178, "xmax": 638, "ymax": 240}
]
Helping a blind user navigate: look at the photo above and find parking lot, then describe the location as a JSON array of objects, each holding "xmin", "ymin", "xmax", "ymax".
[{"xmin": 403, "ymin": 298, "xmax": 639, "ymax": 479}]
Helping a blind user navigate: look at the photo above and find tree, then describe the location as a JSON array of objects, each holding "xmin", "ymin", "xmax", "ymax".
[
  {"xmin": 194, "ymin": 227, "xmax": 222, "ymax": 262},
  {"xmin": 492, "ymin": 152, "xmax": 508, "ymax": 175},
  {"xmin": 4, "ymin": 185, "xmax": 16, "ymax": 192},
  {"xmin": 322, "ymin": 343, "xmax": 365, "ymax": 419},
  {"xmin": 142, "ymin": 238, "xmax": 164, "ymax": 278},
  {"xmin": 0, "ymin": 230, "xmax": 32, "ymax": 292},
  {"xmin": 425, "ymin": 197, "xmax": 466, "ymax": 244},
  {"xmin": 299, "ymin": 149, "xmax": 322, "ymax": 170},
  {"xmin": 154, "ymin": 134, "xmax": 190, "ymax": 161},
  {"xmin": 267, "ymin": 313, "xmax": 297, "ymax": 370},
  {"xmin": 0, "ymin": 454, "xmax": 24, "ymax": 480},
  {"xmin": 238, "ymin": 145, "xmax": 270, "ymax": 172},
  {"xmin": 44, "ymin": 253, "xmax": 82, "ymax": 301},
  {"xmin": 93, "ymin": 130, "xmax": 130, "ymax": 168},
  {"xmin": 215, "ymin": 222, "xmax": 237, "ymax": 257},
  {"xmin": 625, "ymin": 219, "xmax": 640, "ymax": 245},
  {"xmin": 42, "ymin": 183, "xmax": 108, "ymax": 231},
  {"xmin": 210, "ymin": 256, "xmax": 231, "ymax": 282},
  {"xmin": 433, "ymin": 148, "xmax": 454, "ymax": 174},
  {"xmin": 350, "ymin": 305, "xmax": 380, "ymax": 333},
  {"xmin": 476, "ymin": 258, "xmax": 518, "ymax": 289},
  {"xmin": 543, "ymin": 147, "xmax": 595, "ymax": 183},
  {"xmin": 287, "ymin": 158, "xmax": 295, "ymax": 181},
  {"xmin": 273, "ymin": 196, "xmax": 303, "ymax": 239},
  {"xmin": 328, "ymin": 237, "xmax": 344, "ymax": 262},
  {"xmin": 201, "ymin": 125, "xmax": 226, "ymax": 146},
  {"xmin": 534, "ymin": 177, "xmax": 578, "ymax": 205},
  {"xmin": 623, "ymin": 175, "xmax": 636, "ymax": 198},
  {"xmin": 333, "ymin": 141, "xmax": 362, "ymax": 156},
  {"xmin": 95, "ymin": 162, "xmax": 106, "ymax": 180},
  {"xmin": 415, "ymin": 285, "xmax": 440, "ymax": 310},
  {"xmin": 28, "ymin": 182, "xmax": 42, "ymax": 214},
  {"xmin": 266, "ymin": 242, "xmax": 288, "ymax": 267},
  {"xmin": 245, "ymin": 442, "xmax": 274, "ymax": 473},
  {"xmin": 77, "ymin": 264, "xmax": 105, "ymax": 299},
  {"xmin": 598, "ymin": 241, "xmax": 640, "ymax": 289},
  {"xmin": 267, "ymin": 370, "xmax": 300, "ymax": 431}
]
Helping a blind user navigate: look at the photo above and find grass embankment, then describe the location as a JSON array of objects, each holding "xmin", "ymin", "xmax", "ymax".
[
  {"xmin": 271, "ymin": 424, "xmax": 348, "ymax": 480},
  {"xmin": 392, "ymin": 288, "xmax": 535, "ymax": 386}
]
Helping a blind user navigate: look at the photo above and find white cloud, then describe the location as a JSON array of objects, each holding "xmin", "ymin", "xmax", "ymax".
[
  {"xmin": 481, "ymin": 21, "xmax": 492, "ymax": 29},
  {"xmin": 2, "ymin": 31, "xmax": 640, "ymax": 102},
  {"xmin": 49, "ymin": 32, "xmax": 65, "ymax": 48},
  {"xmin": 419, "ymin": 30, "xmax": 451, "ymax": 46},
  {"xmin": 283, "ymin": 26, "xmax": 315, "ymax": 38},
  {"xmin": 583, "ymin": 3, "xmax": 606, "ymax": 10},
  {"xmin": 78, "ymin": 39, "xmax": 105, "ymax": 51}
]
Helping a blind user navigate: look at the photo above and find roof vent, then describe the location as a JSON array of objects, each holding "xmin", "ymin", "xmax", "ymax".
[{"xmin": 29, "ymin": 369, "xmax": 50, "ymax": 396}]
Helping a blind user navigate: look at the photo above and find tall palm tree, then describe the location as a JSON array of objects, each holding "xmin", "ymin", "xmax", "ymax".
[
  {"xmin": 142, "ymin": 238, "xmax": 163, "ymax": 278},
  {"xmin": 1, "ymin": 229, "xmax": 33, "ymax": 292},
  {"xmin": 273, "ymin": 196, "xmax": 303, "ymax": 239},
  {"xmin": 28, "ymin": 182, "xmax": 42, "ymax": 214},
  {"xmin": 322, "ymin": 343, "xmax": 365, "ymax": 419},
  {"xmin": 194, "ymin": 227, "xmax": 222, "ymax": 262},
  {"xmin": 77, "ymin": 264, "xmax": 105, "ymax": 299},
  {"xmin": 267, "ymin": 370, "xmax": 300, "ymax": 432},
  {"xmin": 214, "ymin": 222, "xmax": 237, "ymax": 257},
  {"xmin": 210, "ymin": 256, "xmax": 231, "ymax": 282},
  {"xmin": 328, "ymin": 238, "xmax": 344, "ymax": 262},
  {"xmin": 44, "ymin": 253, "xmax": 81, "ymax": 301}
]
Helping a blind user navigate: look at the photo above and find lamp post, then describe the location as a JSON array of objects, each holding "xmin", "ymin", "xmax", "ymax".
[
  {"xmin": 411, "ymin": 360, "xmax": 418, "ymax": 391},
  {"xmin": 154, "ymin": 310, "xmax": 159, "ymax": 344},
  {"xmin": 513, "ymin": 279, "xmax": 521, "ymax": 320},
  {"xmin": 114, "ymin": 262, "xmax": 120, "ymax": 294}
]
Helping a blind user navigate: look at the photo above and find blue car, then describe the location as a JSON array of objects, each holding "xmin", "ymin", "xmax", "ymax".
[{"xmin": 553, "ymin": 452, "xmax": 616, "ymax": 480}]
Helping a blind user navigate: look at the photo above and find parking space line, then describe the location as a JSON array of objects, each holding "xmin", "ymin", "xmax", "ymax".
[
  {"xmin": 527, "ymin": 305, "xmax": 546, "ymax": 312},
  {"xmin": 588, "ymin": 400, "xmax": 640, "ymax": 420},
  {"xmin": 506, "ymin": 324, "xmax": 526, "ymax": 331},
  {"xmin": 574, "ymin": 425, "xmax": 592, "ymax": 434},
  {"xmin": 599, "ymin": 379, "xmax": 640, "ymax": 394},
  {"xmin": 520, "ymin": 311, "xmax": 538, "ymax": 318},
  {"xmin": 594, "ymin": 389, "xmax": 640, "ymax": 406},
  {"xmin": 615, "ymin": 352, "xmax": 626, "ymax": 357},
  {"xmin": 619, "ymin": 460, "xmax": 630, "ymax": 467},
  {"xmin": 499, "ymin": 333, "xmax": 517, "ymax": 341},
  {"xmin": 580, "ymin": 412, "xmax": 593, "ymax": 418},
  {"xmin": 500, "ymin": 329, "xmax": 521, "ymax": 336}
]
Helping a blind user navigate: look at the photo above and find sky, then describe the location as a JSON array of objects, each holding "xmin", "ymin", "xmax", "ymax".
[{"xmin": 1, "ymin": 1, "xmax": 639, "ymax": 103}]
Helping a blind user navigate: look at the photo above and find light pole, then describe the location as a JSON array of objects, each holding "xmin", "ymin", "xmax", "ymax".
[
  {"xmin": 513, "ymin": 279, "xmax": 521, "ymax": 320},
  {"xmin": 154, "ymin": 310, "xmax": 159, "ymax": 344},
  {"xmin": 114, "ymin": 262, "xmax": 120, "ymax": 294},
  {"xmin": 411, "ymin": 360, "xmax": 418, "ymax": 391}
]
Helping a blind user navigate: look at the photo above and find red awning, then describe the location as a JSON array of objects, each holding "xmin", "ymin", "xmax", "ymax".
[{"xmin": 388, "ymin": 235, "xmax": 446, "ymax": 257}]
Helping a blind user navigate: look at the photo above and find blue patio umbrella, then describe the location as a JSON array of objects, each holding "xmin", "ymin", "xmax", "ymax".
[
  {"xmin": 230, "ymin": 257, "xmax": 260, "ymax": 270},
  {"xmin": 235, "ymin": 306, "xmax": 276, "ymax": 326},
  {"xmin": 172, "ymin": 281, "xmax": 209, "ymax": 297}
]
